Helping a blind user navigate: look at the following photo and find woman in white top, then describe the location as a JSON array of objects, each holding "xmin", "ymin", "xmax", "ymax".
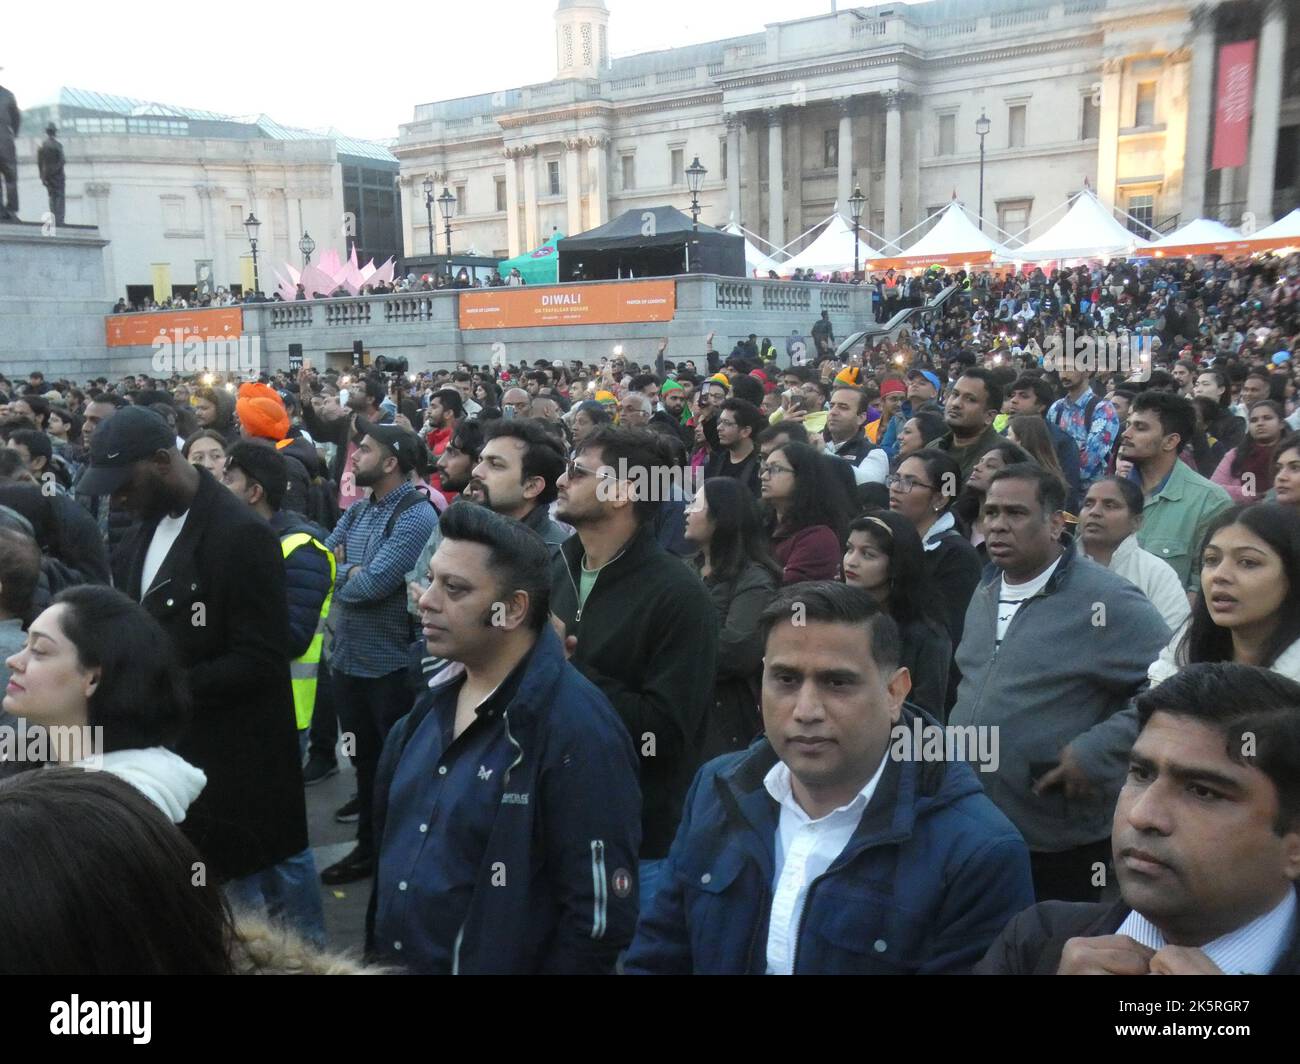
[
  {"xmin": 1148, "ymin": 503, "xmax": 1300, "ymax": 686},
  {"xmin": 2, "ymin": 585, "xmax": 205, "ymax": 823},
  {"xmin": 1079, "ymin": 476, "xmax": 1191, "ymax": 634}
]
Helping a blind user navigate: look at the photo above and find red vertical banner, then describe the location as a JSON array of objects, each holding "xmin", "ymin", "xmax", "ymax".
[{"xmin": 1211, "ymin": 39, "xmax": 1257, "ymax": 170}]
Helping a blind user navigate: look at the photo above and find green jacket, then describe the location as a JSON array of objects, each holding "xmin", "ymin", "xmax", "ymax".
[
  {"xmin": 937, "ymin": 425, "xmax": 1002, "ymax": 481},
  {"xmin": 1134, "ymin": 459, "xmax": 1232, "ymax": 591}
]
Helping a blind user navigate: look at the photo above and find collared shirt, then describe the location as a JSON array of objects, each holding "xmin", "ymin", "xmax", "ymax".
[
  {"xmin": 1116, "ymin": 890, "xmax": 1297, "ymax": 975},
  {"xmin": 1047, "ymin": 390, "xmax": 1119, "ymax": 487},
  {"xmin": 762, "ymin": 753, "xmax": 888, "ymax": 975},
  {"xmin": 1132, "ymin": 458, "xmax": 1233, "ymax": 591},
  {"xmin": 324, "ymin": 481, "xmax": 439, "ymax": 677},
  {"xmin": 373, "ymin": 653, "xmax": 531, "ymax": 974}
]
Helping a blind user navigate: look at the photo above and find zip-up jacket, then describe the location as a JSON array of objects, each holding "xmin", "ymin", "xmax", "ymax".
[
  {"xmin": 949, "ymin": 546, "xmax": 1170, "ymax": 851},
  {"xmin": 625, "ymin": 709, "xmax": 1034, "ymax": 974},
  {"xmin": 365, "ymin": 626, "xmax": 642, "ymax": 973},
  {"xmin": 551, "ymin": 523, "xmax": 718, "ymax": 859}
]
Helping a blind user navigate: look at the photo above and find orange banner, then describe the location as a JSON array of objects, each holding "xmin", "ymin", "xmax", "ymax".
[
  {"xmin": 106, "ymin": 307, "xmax": 243, "ymax": 348},
  {"xmin": 458, "ymin": 280, "xmax": 676, "ymax": 330}
]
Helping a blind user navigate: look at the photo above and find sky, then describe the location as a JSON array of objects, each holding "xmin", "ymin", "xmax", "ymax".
[{"xmin": 5, "ymin": 0, "xmax": 866, "ymax": 143}]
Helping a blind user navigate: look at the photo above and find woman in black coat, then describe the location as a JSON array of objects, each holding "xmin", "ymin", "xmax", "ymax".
[
  {"xmin": 685, "ymin": 477, "xmax": 781, "ymax": 761},
  {"xmin": 842, "ymin": 510, "xmax": 952, "ymax": 717}
]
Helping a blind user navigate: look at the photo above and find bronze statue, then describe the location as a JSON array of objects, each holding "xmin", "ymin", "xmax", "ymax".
[
  {"xmin": 38, "ymin": 123, "xmax": 65, "ymax": 226},
  {"xmin": 0, "ymin": 78, "xmax": 19, "ymax": 221}
]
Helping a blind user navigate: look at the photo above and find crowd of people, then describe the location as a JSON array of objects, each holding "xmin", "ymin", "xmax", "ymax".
[{"xmin": 1, "ymin": 248, "xmax": 1300, "ymax": 976}]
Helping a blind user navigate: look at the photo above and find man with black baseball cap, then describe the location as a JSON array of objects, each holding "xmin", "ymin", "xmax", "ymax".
[
  {"xmin": 320, "ymin": 417, "xmax": 439, "ymax": 884},
  {"xmin": 88, "ymin": 406, "xmax": 312, "ymax": 912}
]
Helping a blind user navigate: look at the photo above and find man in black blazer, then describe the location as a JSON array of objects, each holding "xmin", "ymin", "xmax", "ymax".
[
  {"xmin": 80, "ymin": 408, "xmax": 314, "ymax": 924},
  {"xmin": 978, "ymin": 664, "xmax": 1300, "ymax": 975}
]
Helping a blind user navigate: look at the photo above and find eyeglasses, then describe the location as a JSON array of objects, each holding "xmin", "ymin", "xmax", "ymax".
[
  {"xmin": 565, "ymin": 459, "xmax": 616, "ymax": 481},
  {"xmin": 717, "ymin": 418, "xmax": 738, "ymax": 428},
  {"xmin": 885, "ymin": 473, "xmax": 935, "ymax": 494},
  {"xmin": 758, "ymin": 462, "xmax": 794, "ymax": 478}
]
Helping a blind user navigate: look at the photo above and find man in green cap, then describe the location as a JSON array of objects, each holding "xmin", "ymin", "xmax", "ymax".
[{"xmin": 651, "ymin": 379, "xmax": 691, "ymax": 447}]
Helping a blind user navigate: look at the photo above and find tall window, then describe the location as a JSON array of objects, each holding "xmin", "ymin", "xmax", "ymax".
[
  {"xmin": 495, "ymin": 176, "xmax": 507, "ymax": 213},
  {"xmin": 622, "ymin": 154, "xmax": 636, "ymax": 190},
  {"xmin": 1081, "ymin": 94, "xmax": 1101, "ymax": 140},
  {"xmin": 1135, "ymin": 82, "xmax": 1156, "ymax": 127},
  {"xmin": 671, "ymin": 148, "xmax": 685, "ymax": 186},
  {"xmin": 998, "ymin": 199, "xmax": 1033, "ymax": 236},
  {"xmin": 1008, "ymin": 105, "xmax": 1026, "ymax": 149},
  {"xmin": 1126, "ymin": 193, "xmax": 1154, "ymax": 234},
  {"xmin": 938, "ymin": 113, "xmax": 956, "ymax": 156},
  {"xmin": 548, "ymin": 160, "xmax": 561, "ymax": 196},
  {"xmin": 455, "ymin": 183, "xmax": 468, "ymax": 215},
  {"xmin": 824, "ymin": 129, "xmax": 838, "ymax": 168}
]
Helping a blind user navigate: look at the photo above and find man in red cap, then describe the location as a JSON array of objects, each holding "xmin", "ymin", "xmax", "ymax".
[{"xmin": 866, "ymin": 378, "xmax": 907, "ymax": 455}]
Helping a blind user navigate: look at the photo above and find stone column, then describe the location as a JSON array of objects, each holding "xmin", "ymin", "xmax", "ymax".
[
  {"xmin": 1096, "ymin": 59, "xmax": 1123, "ymax": 209},
  {"xmin": 883, "ymin": 90, "xmax": 904, "ymax": 240},
  {"xmin": 837, "ymin": 98, "xmax": 854, "ymax": 216},
  {"xmin": 503, "ymin": 149, "xmax": 522, "ymax": 258},
  {"xmin": 1246, "ymin": 0, "xmax": 1286, "ymax": 225},
  {"xmin": 586, "ymin": 135, "xmax": 609, "ymax": 228},
  {"xmin": 522, "ymin": 147, "xmax": 539, "ymax": 251},
  {"xmin": 766, "ymin": 108, "xmax": 784, "ymax": 248},
  {"xmin": 743, "ymin": 117, "xmax": 762, "ymax": 236},
  {"xmin": 725, "ymin": 114, "xmax": 742, "ymax": 224},
  {"xmin": 86, "ymin": 182, "xmax": 116, "ymax": 299},
  {"xmin": 1182, "ymin": 3, "xmax": 1218, "ymax": 220},
  {"xmin": 565, "ymin": 139, "xmax": 583, "ymax": 237}
]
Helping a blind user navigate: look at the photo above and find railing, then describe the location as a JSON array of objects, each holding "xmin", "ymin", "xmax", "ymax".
[
  {"xmin": 733, "ymin": 42, "xmax": 767, "ymax": 60},
  {"xmin": 1062, "ymin": 0, "xmax": 1104, "ymax": 14},
  {"xmin": 655, "ymin": 68, "xmax": 697, "ymax": 86},
  {"xmin": 1153, "ymin": 213, "xmax": 1181, "ymax": 235},
  {"xmin": 851, "ymin": 20, "xmax": 889, "ymax": 39},
  {"xmin": 706, "ymin": 62, "xmax": 725, "ymax": 77},
  {"xmin": 991, "ymin": 11, "xmax": 1041, "ymax": 29},
  {"xmin": 269, "ymin": 304, "xmax": 313, "ymax": 328},
  {"xmin": 383, "ymin": 295, "xmax": 438, "ymax": 323},
  {"xmin": 715, "ymin": 282, "xmax": 753, "ymax": 310},
  {"xmin": 606, "ymin": 75, "xmax": 646, "ymax": 91},
  {"xmin": 820, "ymin": 286, "xmax": 851, "ymax": 313},
  {"xmin": 925, "ymin": 19, "xmax": 978, "ymax": 38},
  {"xmin": 323, "ymin": 300, "xmax": 374, "ymax": 326},
  {"xmin": 761, "ymin": 285, "xmax": 812, "ymax": 313}
]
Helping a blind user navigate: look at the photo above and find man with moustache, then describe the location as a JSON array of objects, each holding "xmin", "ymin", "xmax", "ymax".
[
  {"xmin": 978, "ymin": 664, "xmax": 1300, "ymax": 974},
  {"xmin": 464, "ymin": 419, "xmax": 569, "ymax": 556},
  {"xmin": 367, "ymin": 503, "xmax": 640, "ymax": 973}
]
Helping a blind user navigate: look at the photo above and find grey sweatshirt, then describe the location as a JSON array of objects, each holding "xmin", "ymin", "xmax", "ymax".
[{"xmin": 949, "ymin": 546, "xmax": 1170, "ymax": 852}]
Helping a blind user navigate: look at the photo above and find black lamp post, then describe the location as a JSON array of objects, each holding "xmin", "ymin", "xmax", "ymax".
[
  {"xmin": 975, "ymin": 110, "xmax": 991, "ymax": 232},
  {"xmin": 298, "ymin": 230, "xmax": 315, "ymax": 267},
  {"xmin": 437, "ymin": 186, "xmax": 456, "ymax": 259},
  {"xmin": 848, "ymin": 184, "xmax": 866, "ymax": 280},
  {"xmin": 422, "ymin": 176, "xmax": 435, "ymax": 256},
  {"xmin": 686, "ymin": 156, "xmax": 707, "ymax": 230},
  {"xmin": 243, "ymin": 212, "xmax": 261, "ymax": 296}
]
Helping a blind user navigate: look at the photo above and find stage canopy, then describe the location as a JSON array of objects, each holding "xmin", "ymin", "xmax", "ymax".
[
  {"xmin": 557, "ymin": 206, "xmax": 745, "ymax": 280},
  {"xmin": 779, "ymin": 214, "xmax": 879, "ymax": 277},
  {"xmin": 498, "ymin": 232, "xmax": 562, "ymax": 284},
  {"xmin": 1247, "ymin": 208, "xmax": 1300, "ymax": 252},
  {"xmin": 1134, "ymin": 218, "xmax": 1253, "ymax": 258},
  {"xmin": 1003, "ymin": 190, "xmax": 1148, "ymax": 263},
  {"xmin": 874, "ymin": 201, "xmax": 1010, "ymax": 270},
  {"xmin": 722, "ymin": 221, "xmax": 786, "ymax": 276}
]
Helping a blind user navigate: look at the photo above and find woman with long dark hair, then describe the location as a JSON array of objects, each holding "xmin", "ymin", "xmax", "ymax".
[
  {"xmin": 841, "ymin": 509, "xmax": 952, "ymax": 715},
  {"xmin": 192, "ymin": 386, "xmax": 236, "ymax": 442},
  {"xmin": 685, "ymin": 478, "xmax": 781, "ymax": 758},
  {"xmin": 1006, "ymin": 414, "xmax": 1074, "ymax": 511},
  {"xmin": 1274, "ymin": 432, "xmax": 1300, "ymax": 514},
  {"xmin": 1148, "ymin": 503, "xmax": 1300, "ymax": 685},
  {"xmin": 760, "ymin": 442, "xmax": 854, "ymax": 583},
  {"xmin": 1211, "ymin": 400, "xmax": 1286, "ymax": 505}
]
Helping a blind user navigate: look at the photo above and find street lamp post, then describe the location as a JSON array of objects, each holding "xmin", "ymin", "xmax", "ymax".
[
  {"xmin": 437, "ymin": 186, "xmax": 456, "ymax": 267},
  {"xmin": 848, "ymin": 184, "xmax": 866, "ymax": 281},
  {"xmin": 298, "ymin": 230, "xmax": 315, "ymax": 267},
  {"xmin": 975, "ymin": 110, "xmax": 991, "ymax": 232},
  {"xmin": 685, "ymin": 156, "xmax": 707, "ymax": 231},
  {"xmin": 422, "ymin": 176, "xmax": 435, "ymax": 257},
  {"xmin": 243, "ymin": 212, "xmax": 261, "ymax": 297}
]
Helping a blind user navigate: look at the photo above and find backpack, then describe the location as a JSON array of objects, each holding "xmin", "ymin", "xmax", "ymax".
[{"xmin": 383, "ymin": 489, "xmax": 439, "ymax": 538}]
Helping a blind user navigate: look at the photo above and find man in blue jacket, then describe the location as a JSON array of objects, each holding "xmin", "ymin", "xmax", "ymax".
[
  {"xmin": 625, "ymin": 582, "xmax": 1033, "ymax": 975},
  {"xmin": 367, "ymin": 503, "xmax": 641, "ymax": 973}
]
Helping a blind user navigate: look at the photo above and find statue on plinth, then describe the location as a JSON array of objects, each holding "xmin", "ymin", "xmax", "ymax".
[{"xmin": 0, "ymin": 78, "xmax": 19, "ymax": 221}]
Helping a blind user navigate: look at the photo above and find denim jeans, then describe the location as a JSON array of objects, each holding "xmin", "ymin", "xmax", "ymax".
[{"xmin": 226, "ymin": 848, "xmax": 328, "ymax": 949}]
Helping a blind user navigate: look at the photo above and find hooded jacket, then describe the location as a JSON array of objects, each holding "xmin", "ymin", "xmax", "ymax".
[
  {"xmin": 625, "ymin": 709, "xmax": 1034, "ymax": 974},
  {"xmin": 551, "ymin": 523, "xmax": 718, "ymax": 859},
  {"xmin": 83, "ymin": 747, "xmax": 207, "ymax": 824}
]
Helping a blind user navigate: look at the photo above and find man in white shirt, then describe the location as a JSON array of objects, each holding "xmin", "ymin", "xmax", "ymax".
[
  {"xmin": 978, "ymin": 663, "xmax": 1300, "ymax": 974},
  {"xmin": 625, "ymin": 581, "xmax": 1033, "ymax": 975}
]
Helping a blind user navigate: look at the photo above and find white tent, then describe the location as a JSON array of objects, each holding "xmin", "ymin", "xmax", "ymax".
[
  {"xmin": 1134, "ymin": 218, "xmax": 1253, "ymax": 258},
  {"xmin": 722, "ymin": 221, "xmax": 786, "ymax": 276},
  {"xmin": 1248, "ymin": 207, "xmax": 1300, "ymax": 251},
  {"xmin": 779, "ymin": 214, "xmax": 879, "ymax": 276},
  {"xmin": 874, "ymin": 201, "xmax": 1011, "ymax": 269},
  {"xmin": 1003, "ymin": 190, "xmax": 1148, "ymax": 263}
]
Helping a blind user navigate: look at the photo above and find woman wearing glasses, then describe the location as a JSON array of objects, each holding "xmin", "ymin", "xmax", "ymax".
[
  {"xmin": 684, "ymin": 478, "xmax": 781, "ymax": 759},
  {"xmin": 759, "ymin": 442, "xmax": 853, "ymax": 584},
  {"xmin": 887, "ymin": 448, "xmax": 981, "ymax": 685},
  {"xmin": 841, "ymin": 509, "xmax": 951, "ymax": 716}
]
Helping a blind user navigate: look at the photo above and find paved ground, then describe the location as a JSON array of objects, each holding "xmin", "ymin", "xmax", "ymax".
[{"xmin": 303, "ymin": 754, "xmax": 370, "ymax": 954}]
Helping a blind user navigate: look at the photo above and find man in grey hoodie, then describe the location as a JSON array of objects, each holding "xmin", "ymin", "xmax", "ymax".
[{"xmin": 950, "ymin": 464, "xmax": 1169, "ymax": 904}]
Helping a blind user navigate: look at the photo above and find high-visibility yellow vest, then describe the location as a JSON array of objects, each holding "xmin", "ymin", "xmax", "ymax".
[{"xmin": 280, "ymin": 531, "xmax": 336, "ymax": 730}]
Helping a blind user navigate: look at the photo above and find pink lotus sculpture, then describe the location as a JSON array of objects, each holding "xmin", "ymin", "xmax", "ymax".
[{"xmin": 273, "ymin": 245, "xmax": 396, "ymax": 301}]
